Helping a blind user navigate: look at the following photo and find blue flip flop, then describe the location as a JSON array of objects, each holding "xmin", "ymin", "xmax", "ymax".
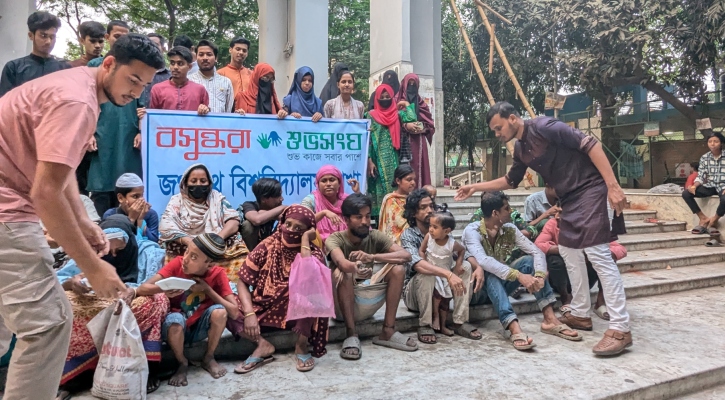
[
  {"xmin": 234, "ymin": 355, "xmax": 274, "ymax": 374},
  {"xmin": 295, "ymin": 353, "xmax": 314, "ymax": 372}
]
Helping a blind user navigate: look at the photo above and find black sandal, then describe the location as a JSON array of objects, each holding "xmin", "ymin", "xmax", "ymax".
[{"xmin": 147, "ymin": 376, "xmax": 161, "ymax": 394}]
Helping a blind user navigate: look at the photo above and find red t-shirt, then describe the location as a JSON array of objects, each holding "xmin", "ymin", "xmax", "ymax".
[
  {"xmin": 685, "ymin": 172, "xmax": 697, "ymax": 188},
  {"xmin": 157, "ymin": 256, "xmax": 232, "ymax": 327}
]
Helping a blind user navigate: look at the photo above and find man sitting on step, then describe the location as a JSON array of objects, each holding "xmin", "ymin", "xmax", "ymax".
[
  {"xmin": 327, "ymin": 193, "xmax": 418, "ymax": 360},
  {"xmin": 463, "ymin": 191, "xmax": 582, "ymax": 350},
  {"xmin": 523, "ymin": 184, "xmax": 560, "ymax": 235},
  {"xmin": 401, "ymin": 189, "xmax": 485, "ymax": 344}
]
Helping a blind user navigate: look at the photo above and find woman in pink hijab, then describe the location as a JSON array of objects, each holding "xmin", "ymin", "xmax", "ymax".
[{"xmin": 301, "ymin": 165, "xmax": 361, "ymax": 243}]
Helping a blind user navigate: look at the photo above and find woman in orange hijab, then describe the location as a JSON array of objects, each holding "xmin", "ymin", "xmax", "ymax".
[{"xmin": 235, "ymin": 63, "xmax": 281, "ymax": 115}]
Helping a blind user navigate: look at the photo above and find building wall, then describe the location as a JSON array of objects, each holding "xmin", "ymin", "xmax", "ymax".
[
  {"xmin": 0, "ymin": 0, "xmax": 35, "ymax": 71},
  {"xmin": 641, "ymin": 139, "xmax": 707, "ymax": 188}
]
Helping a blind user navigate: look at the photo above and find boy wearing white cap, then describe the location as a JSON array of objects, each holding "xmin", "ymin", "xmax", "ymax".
[{"xmin": 103, "ymin": 173, "xmax": 159, "ymax": 242}]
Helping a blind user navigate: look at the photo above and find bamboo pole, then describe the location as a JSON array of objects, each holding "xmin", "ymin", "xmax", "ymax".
[
  {"xmin": 474, "ymin": 0, "xmax": 536, "ymax": 118},
  {"xmin": 449, "ymin": 0, "xmax": 495, "ymax": 105},
  {"xmin": 474, "ymin": 0, "xmax": 512, "ymax": 25},
  {"xmin": 488, "ymin": 23, "xmax": 495, "ymax": 73}
]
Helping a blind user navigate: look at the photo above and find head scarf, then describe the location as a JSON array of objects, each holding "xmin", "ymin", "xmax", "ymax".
[
  {"xmin": 100, "ymin": 215, "xmax": 139, "ymax": 284},
  {"xmin": 395, "ymin": 73, "xmax": 435, "ymax": 143},
  {"xmin": 368, "ymin": 70, "xmax": 400, "ymax": 111},
  {"xmin": 237, "ymin": 63, "xmax": 281, "ymax": 115},
  {"xmin": 115, "ymin": 173, "xmax": 143, "ymax": 188},
  {"xmin": 282, "ymin": 66, "xmax": 323, "ymax": 117},
  {"xmin": 193, "ymin": 232, "xmax": 227, "ymax": 261},
  {"xmin": 159, "ymin": 163, "xmax": 239, "ymax": 243},
  {"xmin": 369, "ymin": 84, "xmax": 401, "ymax": 150},
  {"xmin": 319, "ymin": 62, "xmax": 349, "ymax": 106},
  {"xmin": 180, "ymin": 163, "xmax": 212, "ymax": 198},
  {"xmin": 312, "ymin": 165, "xmax": 349, "ymax": 241},
  {"xmin": 278, "ymin": 205, "xmax": 316, "ymax": 247}
]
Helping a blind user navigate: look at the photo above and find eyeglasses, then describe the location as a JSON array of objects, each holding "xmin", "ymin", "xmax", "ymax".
[{"xmin": 260, "ymin": 76, "xmax": 275, "ymax": 83}]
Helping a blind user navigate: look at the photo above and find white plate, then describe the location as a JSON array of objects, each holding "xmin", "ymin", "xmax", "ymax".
[{"xmin": 156, "ymin": 277, "xmax": 196, "ymax": 291}]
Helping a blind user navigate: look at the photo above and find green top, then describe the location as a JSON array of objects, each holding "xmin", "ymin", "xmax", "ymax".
[
  {"xmin": 470, "ymin": 208, "xmax": 545, "ymax": 241},
  {"xmin": 325, "ymin": 230, "xmax": 393, "ymax": 270},
  {"xmin": 365, "ymin": 103, "xmax": 417, "ymax": 218},
  {"xmin": 85, "ymin": 57, "xmax": 142, "ymax": 192}
]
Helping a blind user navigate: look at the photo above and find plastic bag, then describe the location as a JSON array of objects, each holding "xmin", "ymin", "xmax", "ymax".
[
  {"xmin": 286, "ymin": 254, "xmax": 335, "ymax": 321},
  {"xmin": 87, "ymin": 300, "xmax": 148, "ymax": 400}
]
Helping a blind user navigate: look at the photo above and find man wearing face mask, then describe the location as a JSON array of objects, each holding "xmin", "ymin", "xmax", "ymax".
[{"xmin": 326, "ymin": 193, "xmax": 418, "ymax": 360}]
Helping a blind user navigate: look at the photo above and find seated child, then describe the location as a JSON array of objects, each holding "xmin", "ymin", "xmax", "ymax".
[
  {"xmin": 137, "ymin": 233, "xmax": 239, "ymax": 387},
  {"xmin": 418, "ymin": 211, "xmax": 465, "ymax": 335}
]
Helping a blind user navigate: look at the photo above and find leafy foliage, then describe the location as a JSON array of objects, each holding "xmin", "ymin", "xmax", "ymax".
[{"xmin": 328, "ymin": 0, "xmax": 370, "ymax": 102}]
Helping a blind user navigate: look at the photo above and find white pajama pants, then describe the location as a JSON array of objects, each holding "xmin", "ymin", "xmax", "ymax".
[{"xmin": 559, "ymin": 243, "xmax": 630, "ymax": 332}]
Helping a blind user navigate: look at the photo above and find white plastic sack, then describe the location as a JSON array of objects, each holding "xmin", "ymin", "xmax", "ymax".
[{"xmin": 87, "ymin": 300, "xmax": 148, "ymax": 400}]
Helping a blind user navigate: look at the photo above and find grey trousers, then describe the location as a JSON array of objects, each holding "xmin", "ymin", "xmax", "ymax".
[
  {"xmin": 0, "ymin": 222, "xmax": 73, "ymax": 400},
  {"xmin": 403, "ymin": 261, "xmax": 473, "ymax": 326}
]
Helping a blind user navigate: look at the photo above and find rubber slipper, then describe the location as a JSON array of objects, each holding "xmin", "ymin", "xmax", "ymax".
[
  {"xmin": 540, "ymin": 324, "xmax": 583, "ymax": 342},
  {"xmin": 146, "ymin": 376, "xmax": 161, "ymax": 394},
  {"xmin": 234, "ymin": 355, "xmax": 275, "ymax": 374},
  {"xmin": 56, "ymin": 390, "xmax": 72, "ymax": 400},
  {"xmin": 509, "ymin": 332, "xmax": 536, "ymax": 350},
  {"xmin": 340, "ymin": 336, "xmax": 362, "ymax": 360},
  {"xmin": 418, "ymin": 326, "xmax": 438, "ymax": 343},
  {"xmin": 593, "ymin": 305, "xmax": 610, "ymax": 321},
  {"xmin": 295, "ymin": 353, "xmax": 314, "ymax": 372},
  {"xmin": 708, "ymin": 227, "xmax": 721, "ymax": 236},
  {"xmin": 706, "ymin": 239, "xmax": 723, "ymax": 247},
  {"xmin": 692, "ymin": 225, "xmax": 707, "ymax": 234},
  {"xmin": 372, "ymin": 331, "xmax": 418, "ymax": 352},
  {"xmin": 453, "ymin": 323, "xmax": 482, "ymax": 340}
]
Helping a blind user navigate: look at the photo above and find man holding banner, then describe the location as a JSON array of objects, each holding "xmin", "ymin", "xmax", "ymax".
[{"xmin": 0, "ymin": 34, "xmax": 165, "ymax": 400}]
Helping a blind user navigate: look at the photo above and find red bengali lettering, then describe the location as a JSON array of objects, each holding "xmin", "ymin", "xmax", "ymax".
[{"xmin": 226, "ymin": 129, "xmax": 251, "ymax": 153}]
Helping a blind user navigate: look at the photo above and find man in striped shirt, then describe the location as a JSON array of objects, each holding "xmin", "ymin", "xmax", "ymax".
[{"xmin": 188, "ymin": 40, "xmax": 234, "ymax": 113}]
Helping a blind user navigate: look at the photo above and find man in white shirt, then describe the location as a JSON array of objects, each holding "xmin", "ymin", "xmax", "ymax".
[{"xmin": 188, "ymin": 40, "xmax": 233, "ymax": 113}]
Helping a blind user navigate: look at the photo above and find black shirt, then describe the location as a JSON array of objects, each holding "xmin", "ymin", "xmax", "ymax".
[
  {"xmin": 241, "ymin": 201, "xmax": 277, "ymax": 242},
  {"xmin": 0, "ymin": 54, "xmax": 71, "ymax": 97}
]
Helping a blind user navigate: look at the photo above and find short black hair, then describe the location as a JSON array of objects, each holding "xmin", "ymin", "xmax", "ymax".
[
  {"xmin": 480, "ymin": 191, "xmax": 510, "ymax": 218},
  {"xmin": 341, "ymin": 193, "xmax": 373, "ymax": 218},
  {"xmin": 391, "ymin": 164, "xmax": 415, "ymax": 188},
  {"xmin": 172, "ymin": 34, "xmax": 194, "ymax": 50},
  {"xmin": 337, "ymin": 70, "xmax": 355, "ymax": 83},
  {"xmin": 252, "ymin": 178, "xmax": 282, "ymax": 203},
  {"xmin": 27, "ymin": 11, "xmax": 61, "ymax": 33},
  {"xmin": 168, "ymin": 46, "xmax": 193, "ymax": 64},
  {"xmin": 106, "ymin": 20, "xmax": 130, "ymax": 34},
  {"xmin": 196, "ymin": 39, "xmax": 218, "ymax": 57},
  {"xmin": 690, "ymin": 162, "xmax": 699, "ymax": 172},
  {"xmin": 230, "ymin": 36, "xmax": 251, "ymax": 49},
  {"xmin": 114, "ymin": 186, "xmax": 136, "ymax": 197},
  {"xmin": 78, "ymin": 21, "xmax": 105, "ymax": 39},
  {"xmin": 432, "ymin": 211, "xmax": 456, "ymax": 231},
  {"xmin": 404, "ymin": 189, "xmax": 433, "ymax": 226},
  {"xmin": 711, "ymin": 131, "xmax": 725, "ymax": 147},
  {"xmin": 107, "ymin": 33, "xmax": 165, "ymax": 70},
  {"xmin": 148, "ymin": 32, "xmax": 166, "ymax": 47},
  {"xmin": 486, "ymin": 101, "xmax": 520, "ymax": 125}
]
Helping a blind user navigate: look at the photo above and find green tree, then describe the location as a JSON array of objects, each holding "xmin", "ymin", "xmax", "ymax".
[
  {"xmin": 39, "ymin": 0, "xmax": 259, "ymax": 66},
  {"xmin": 328, "ymin": 0, "xmax": 370, "ymax": 102}
]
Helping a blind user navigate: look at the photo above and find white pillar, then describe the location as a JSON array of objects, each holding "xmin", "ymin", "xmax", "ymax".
[
  {"xmin": 369, "ymin": 0, "xmax": 444, "ymax": 186},
  {"xmin": 257, "ymin": 0, "xmax": 329, "ymax": 99},
  {"xmin": 0, "ymin": 0, "xmax": 35, "ymax": 70}
]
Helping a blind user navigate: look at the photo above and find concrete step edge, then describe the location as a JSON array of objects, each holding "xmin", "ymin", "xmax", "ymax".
[
  {"xmin": 172, "ymin": 266, "xmax": 725, "ymax": 361},
  {"xmin": 600, "ymin": 364, "xmax": 725, "ymax": 400}
]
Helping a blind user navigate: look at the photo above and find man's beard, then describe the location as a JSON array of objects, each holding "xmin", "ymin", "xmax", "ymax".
[
  {"xmin": 102, "ymin": 71, "xmax": 124, "ymax": 107},
  {"xmin": 350, "ymin": 226, "xmax": 370, "ymax": 239}
]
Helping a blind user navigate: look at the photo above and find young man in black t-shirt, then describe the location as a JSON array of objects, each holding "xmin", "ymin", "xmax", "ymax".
[{"xmin": 240, "ymin": 178, "xmax": 285, "ymax": 250}]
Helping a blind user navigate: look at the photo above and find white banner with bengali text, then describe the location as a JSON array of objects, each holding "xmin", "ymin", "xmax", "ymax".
[{"xmin": 141, "ymin": 110, "xmax": 369, "ymax": 210}]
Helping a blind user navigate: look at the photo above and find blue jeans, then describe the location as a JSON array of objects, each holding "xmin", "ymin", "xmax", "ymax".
[
  {"xmin": 483, "ymin": 256, "xmax": 557, "ymax": 329},
  {"xmin": 162, "ymin": 304, "xmax": 224, "ymax": 344}
]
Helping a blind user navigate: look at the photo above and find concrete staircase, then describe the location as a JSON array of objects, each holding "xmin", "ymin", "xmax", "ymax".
[{"xmin": 171, "ymin": 189, "xmax": 725, "ymax": 400}]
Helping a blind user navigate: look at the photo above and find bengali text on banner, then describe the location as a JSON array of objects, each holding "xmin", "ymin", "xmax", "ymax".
[{"xmin": 141, "ymin": 110, "xmax": 369, "ymax": 210}]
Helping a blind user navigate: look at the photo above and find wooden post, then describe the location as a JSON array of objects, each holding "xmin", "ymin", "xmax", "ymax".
[
  {"xmin": 448, "ymin": 0, "xmax": 495, "ymax": 105},
  {"xmin": 474, "ymin": 0, "xmax": 536, "ymax": 118}
]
